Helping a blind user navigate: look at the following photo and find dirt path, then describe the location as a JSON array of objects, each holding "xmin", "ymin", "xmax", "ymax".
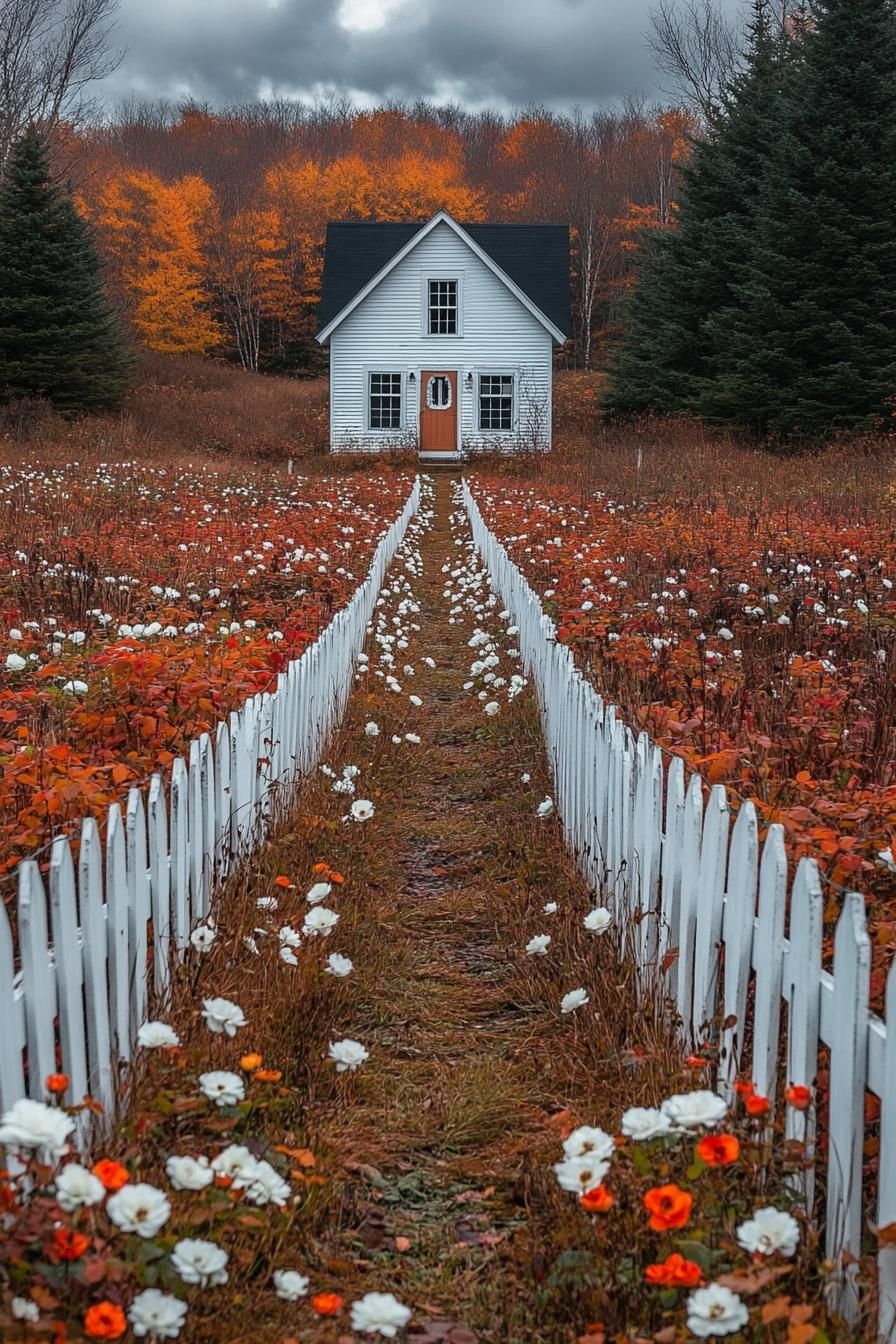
[{"xmin": 280, "ymin": 473, "xmax": 665, "ymax": 1343}]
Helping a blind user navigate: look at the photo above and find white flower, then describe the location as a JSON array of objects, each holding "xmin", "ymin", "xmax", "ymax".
[
  {"xmin": 0, "ymin": 1098, "xmax": 74, "ymax": 1161},
  {"xmin": 350, "ymin": 1291, "xmax": 412, "ymax": 1337},
  {"xmin": 521, "ymin": 772, "xmax": 531, "ymax": 783},
  {"xmin": 560, "ymin": 987, "xmax": 589, "ymax": 1014},
  {"xmin": 686, "ymin": 1283, "xmax": 749, "ymax": 1337},
  {"xmin": 329, "ymin": 1038, "xmax": 369, "ymax": 1072},
  {"xmin": 391, "ymin": 735, "xmax": 402, "ymax": 745},
  {"xmin": 620, "ymin": 1107, "xmax": 674, "ymax": 1141},
  {"xmin": 483, "ymin": 700, "xmax": 500, "ymax": 716},
  {"xmin": 525, "ymin": 934, "xmax": 551, "ymax": 956},
  {"xmin": 409, "ymin": 694, "xmax": 422, "ymax": 707},
  {"xmin": 304, "ymin": 906, "xmax": 339, "ymax": 937},
  {"xmin": 211, "ymin": 1145, "xmax": 259, "ymax": 1187},
  {"xmin": 280, "ymin": 946, "xmax": 299, "ymax": 965},
  {"xmin": 279, "ymin": 924, "xmax": 302, "ymax": 947},
  {"xmin": 661, "ymin": 1090, "xmax": 727, "ymax": 1130},
  {"xmin": 325, "ymin": 952, "xmax": 354, "ymax": 977},
  {"xmin": 166, "ymin": 1155, "xmax": 213, "ymax": 1191},
  {"xmin": 202, "ymin": 997, "xmax": 247, "ymax": 1037},
  {"xmin": 306, "ymin": 881, "xmax": 332, "ymax": 904},
  {"xmin": 273, "ymin": 1269, "xmax": 310, "ymax": 1301},
  {"xmin": 245, "ymin": 1159, "xmax": 291, "ymax": 1206},
  {"xmin": 5, "ymin": 653, "xmax": 27, "ymax": 672},
  {"xmin": 54, "ymin": 1162, "xmax": 105, "ymax": 1211},
  {"xmin": 553, "ymin": 1153, "xmax": 611, "ymax": 1193},
  {"xmin": 129, "ymin": 1288, "xmax": 188, "ymax": 1339},
  {"xmin": 583, "ymin": 907, "xmax": 612, "ymax": 934},
  {"xmin": 405, "ymin": 732, "xmax": 421, "ymax": 743},
  {"xmin": 190, "ymin": 923, "xmax": 216, "ymax": 952},
  {"xmin": 562, "ymin": 1125, "xmax": 615, "ymax": 1161},
  {"xmin": 11, "ymin": 1297, "xmax": 39, "ymax": 1322},
  {"xmin": 543, "ymin": 901, "xmax": 558, "ymax": 914},
  {"xmin": 198, "ymin": 1070, "xmax": 245, "ymax": 1107},
  {"xmin": 736, "ymin": 1206, "xmax": 800, "ymax": 1257},
  {"xmin": 364, "ymin": 721, "xmax": 380, "ymax": 736},
  {"xmin": 171, "ymin": 1237, "xmax": 229, "ymax": 1286},
  {"xmin": 106, "ymin": 1182, "xmax": 171, "ymax": 1238},
  {"xmin": 137, "ymin": 1020, "xmax": 181, "ymax": 1048},
  {"xmin": 537, "ymin": 797, "xmax": 554, "ymax": 817},
  {"xmin": 351, "ymin": 798, "xmax": 375, "ymax": 821},
  {"xmin": 61, "ymin": 679, "xmax": 88, "ymax": 694}
]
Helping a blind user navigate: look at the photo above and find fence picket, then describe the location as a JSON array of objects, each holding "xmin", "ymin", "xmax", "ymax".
[
  {"xmin": 78, "ymin": 818, "xmax": 113, "ymax": 1113},
  {"xmin": 880, "ymin": 958, "xmax": 896, "ymax": 1340},
  {"xmin": 0, "ymin": 902, "xmax": 25, "ymax": 1110},
  {"xmin": 719, "ymin": 801, "xmax": 759, "ymax": 1096},
  {"xmin": 49, "ymin": 839, "xmax": 88, "ymax": 1108},
  {"xmin": 751, "ymin": 824, "xmax": 787, "ymax": 1103},
  {"xmin": 18, "ymin": 861, "xmax": 55, "ymax": 1098}
]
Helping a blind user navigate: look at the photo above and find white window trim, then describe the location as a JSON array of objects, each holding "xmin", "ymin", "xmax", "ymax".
[
  {"xmin": 476, "ymin": 368, "xmax": 518, "ymax": 434},
  {"xmin": 363, "ymin": 367, "xmax": 405, "ymax": 434},
  {"xmin": 421, "ymin": 273, "xmax": 464, "ymax": 338}
]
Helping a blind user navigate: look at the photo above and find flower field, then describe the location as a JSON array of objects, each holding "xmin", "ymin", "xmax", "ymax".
[
  {"xmin": 469, "ymin": 474, "xmax": 896, "ymax": 991},
  {"xmin": 0, "ymin": 462, "xmax": 412, "ymax": 879}
]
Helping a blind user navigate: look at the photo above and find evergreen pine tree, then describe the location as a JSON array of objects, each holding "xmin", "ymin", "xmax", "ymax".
[
  {"xmin": 0, "ymin": 126, "xmax": 133, "ymax": 414},
  {"xmin": 604, "ymin": 2, "xmax": 790, "ymax": 418},
  {"xmin": 702, "ymin": 0, "xmax": 896, "ymax": 438}
]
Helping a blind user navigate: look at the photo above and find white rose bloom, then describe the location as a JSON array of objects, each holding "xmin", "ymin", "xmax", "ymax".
[
  {"xmin": 137, "ymin": 1020, "xmax": 181, "ymax": 1048},
  {"xmin": 198, "ymin": 1070, "xmax": 245, "ymax": 1107},
  {"xmin": 364, "ymin": 720, "xmax": 380, "ymax": 736},
  {"xmin": 325, "ymin": 952, "xmax": 354, "ymax": 977},
  {"xmin": 201, "ymin": 997, "xmax": 247, "ymax": 1037},
  {"xmin": 560, "ymin": 987, "xmax": 590, "ymax": 1014},
  {"xmin": 273, "ymin": 1269, "xmax": 309, "ymax": 1301},
  {"xmin": 350, "ymin": 798, "xmax": 375, "ymax": 821},
  {"xmin": 166, "ymin": 1155, "xmax": 213, "ymax": 1191},
  {"xmin": 553, "ymin": 1153, "xmax": 610, "ymax": 1194},
  {"xmin": 562, "ymin": 1125, "xmax": 615, "ymax": 1162},
  {"xmin": 106, "ymin": 1182, "xmax": 171, "ymax": 1238},
  {"xmin": 0, "ymin": 1098, "xmax": 75, "ymax": 1162},
  {"xmin": 736, "ymin": 1206, "xmax": 800, "ymax": 1257},
  {"xmin": 483, "ymin": 700, "xmax": 500, "ymax": 716},
  {"xmin": 245, "ymin": 1159, "xmax": 291, "ymax": 1207},
  {"xmin": 5, "ymin": 653, "xmax": 27, "ymax": 672},
  {"xmin": 306, "ymin": 882, "xmax": 332, "ymax": 904},
  {"xmin": 537, "ymin": 797, "xmax": 554, "ymax": 817},
  {"xmin": 190, "ymin": 923, "xmax": 216, "ymax": 952},
  {"xmin": 303, "ymin": 906, "xmax": 339, "ymax": 937},
  {"xmin": 583, "ymin": 907, "xmax": 612, "ymax": 934},
  {"xmin": 686, "ymin": 1283, "xmax": 749, "ymax": 1337},
  {"xmin": 128, "ymin": 1288, "xmax": 188, "ymax": 1339},
  {"xmin": 171, "ymin": 1238, "xmax": 228, "ymax": 1287},
  {"xmin": 54, "ymin": 1162, "xmax": 105, "ymax": 1211},
  {"xmin": 279, "ymin": 924, "xmax": 302, "ymax": 947},
  {"xmin": 11, "ymin": 1297, "xmax": 40, "ymax": 1322},
  {"xmin": 525, "ymin": 934, "xmax": 551, "ymax": 956},
  {"xmin": 350, "ymin": 1291, "xmax": 412, "ymax": 1338},
  {"xmin": 661, "ymin": 1090, "xmax": 728, "ymax": 1130},
  {"xmin": 620, "ymin": 1106, "xmax": 675, "ymax": 1141},
  {"xmin": 328, "ymin": 1038, "xmax": 369, "ymax": 1072}
]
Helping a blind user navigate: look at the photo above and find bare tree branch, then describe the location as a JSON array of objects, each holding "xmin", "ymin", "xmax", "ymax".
[
  {"xmin": 647, "ymin": 0, "xmax": 740, "ymax": 124},
  {"xmin": 0, "ymin": 0, "xmax": 123, "ymax": 165}
]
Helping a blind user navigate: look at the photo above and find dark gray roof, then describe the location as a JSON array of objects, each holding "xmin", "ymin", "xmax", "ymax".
[{"xmin": 317, "ymin": 217, "xmax": 570, "ymax": 339}]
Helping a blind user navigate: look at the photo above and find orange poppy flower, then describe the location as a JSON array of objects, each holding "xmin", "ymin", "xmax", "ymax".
[
  {"xmin": 240, "ymin": 1053, "xmax": 263, "ymax": 1071},
  {"xmin": 311, "ymin": 1292, "xmax": 344, "ymax": 1316},
  {"xmin": 785, "ymin": 1084, "xmax": 812, "ymax": 1111},
  {"xmin": 580, "ymin": 1184, "xmax": 614, "ymax": 1213},
  {"xmin": 312, "ymin": 862, "xmax": 329, "ymax": 875},
  {"xmin": 254, "ymin": 1069, "xmax": 282, "ymax": 1083},
  {"xmin": 745, "ymin": 1092, "xmax": 770, "ymax": 1116},
  {"xmin": 46, "ymin": 1073, "xmax": 69, "ymax": 1094},
  {"xmin": 91, "ymin": 1159, "xmax": 130, "ymax": 1192},
  {"xmin": 53, "ymin": 1227, "xmax": 90, "ymax": 1260},
  {"xmin": 734, "ymin": 1080, "xmax": 755, "ymax": 1097},
  {"xmin": 644, "ymin": 1252, "xmax": 703, "ymax": 1287},
  {"xmin": 83, "ymin": 1302, "xmax": 126, "ymax": 1339},
  {"xmin": 274, "ymin": 875, "xmax": 293, "ymax": 888},
  {"xmin": 695, "ymin": 1133, "xmax": 740, "ymax": 1167},
  {"xmin": 643, "ymin": 1184, "xmax": 693, "ymax": 1232}
]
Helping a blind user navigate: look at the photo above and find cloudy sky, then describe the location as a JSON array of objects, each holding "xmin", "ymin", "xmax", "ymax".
[{"xmin": 96, "ymin": 0, "xmax": 742, "ymax": 115}]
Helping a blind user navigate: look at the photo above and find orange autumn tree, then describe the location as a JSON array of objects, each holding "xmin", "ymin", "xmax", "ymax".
[
  {"xmin": 84, "ymin": 170, "xmax": 222, "ymax": 354},
  {"xmin": 207, "ymin": 206, "xmax": 296, "ymax": 370}
]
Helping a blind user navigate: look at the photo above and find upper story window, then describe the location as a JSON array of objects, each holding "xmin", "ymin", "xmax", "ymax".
[{"xmin": 428, "ymin": 279, "xmax": 458, "ymax": 334}]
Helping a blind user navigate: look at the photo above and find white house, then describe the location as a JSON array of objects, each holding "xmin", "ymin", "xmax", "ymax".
[{"xmin": 316, "ymin": 210, "xmax": 570, "ymax": 458}]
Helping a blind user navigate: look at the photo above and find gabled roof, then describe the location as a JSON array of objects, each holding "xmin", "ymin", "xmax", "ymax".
[{"xmin": 316, "ymin": 211, "xmax": 570, "ymax": 344}]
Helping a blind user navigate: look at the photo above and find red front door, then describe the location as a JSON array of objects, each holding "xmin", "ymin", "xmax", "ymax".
[{"xmin": 419, "ymin": 371, "xmax": 457, "ymax": 452}]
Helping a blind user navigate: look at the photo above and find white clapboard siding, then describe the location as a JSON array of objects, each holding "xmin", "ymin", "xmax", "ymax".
[
  {"xmin": 462, "ymin": 479, "xmax": 892, "ymax": 1334},
  {"xmin": 0, "ymin": 479, "xmax": 420, "ymax": 1133}
]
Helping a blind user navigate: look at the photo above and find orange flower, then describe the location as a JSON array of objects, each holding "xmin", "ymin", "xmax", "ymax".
[
  {"xmin": 311, "ymin": 1292, "xmax": 344, "ymax": 1316},
  {"xmin": 643, "ymin": 1184, "xmax": 693, "ymax": 1232},
  {"xmin": 685, "ymin": 1055, "xmax": 708, "ymax": 1069},
  {"xmin": 645, "ymin": 1252, "xmax": 703, "ymax": 1288},
  {"xmin": 46, "ymin": 1073, "xmax": 69, "ymax": 1094},
  {"xmin": 274, "ymin": 875, "xmax": 293, "ymax": 888},
  {"xmin": 786, "ymin": 1084, "xmax": 812, "ymax": 1111},
  {"xmin": 254, "ymin": 1069, "xmax": 282, "ymax": 1083},
  {"xmin": 91, "ymin": 1159, "xmax": 130, "ymax": 1192},
  {"xmin": 83, "ymin": 1303, "xmax": 126, "ymax": 1339},
  {"xmin": 53, "ymin": 1227, "xmax": 90, "ymax": 1260},
  {"xmin": 240, "ymin": 1053, "xmax": 263, "ymax": 1071},
  {"xmin": 745, "ymin": 1092, "xmax": 770, "ymax": 1116},
  {"xmin": 580, "ymin": 1184, "xmax": 614, "ymax": 1213},
  {"xmin": 312, "ymin": 862, "xmax": 329, "ymax": 874},
  {"xmin": 695, "ymin": 1134, "xmax": 740, "ymax": 1167},
  {"xmin": 734, "ymin": 1080, "xmax": 755, "ymax": 1097},
  {"xmin": 328, "ymin": 870, "xmax": 345, "ymax": 885}
]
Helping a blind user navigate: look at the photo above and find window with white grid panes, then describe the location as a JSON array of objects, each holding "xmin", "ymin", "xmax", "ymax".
[
  {"xmin": 428, "ymin": 279, "xmax": 458, "ymax": 334},
  {"xmin": 368, "ymin": 372, "xmax": 402, "ymax": 429},
  {"xmin": 478, "ymin": 374, "xmax": 514, "ymax": 431}
]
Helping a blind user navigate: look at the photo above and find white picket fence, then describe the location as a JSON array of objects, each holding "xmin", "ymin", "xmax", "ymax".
[
  {"xmin": 0, "ymin": 478, "xmax": 421, "ymax": 1124},
  {"xmin": 463, "ymin": 480, "xmax": 895, "ymax": 1338}
]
